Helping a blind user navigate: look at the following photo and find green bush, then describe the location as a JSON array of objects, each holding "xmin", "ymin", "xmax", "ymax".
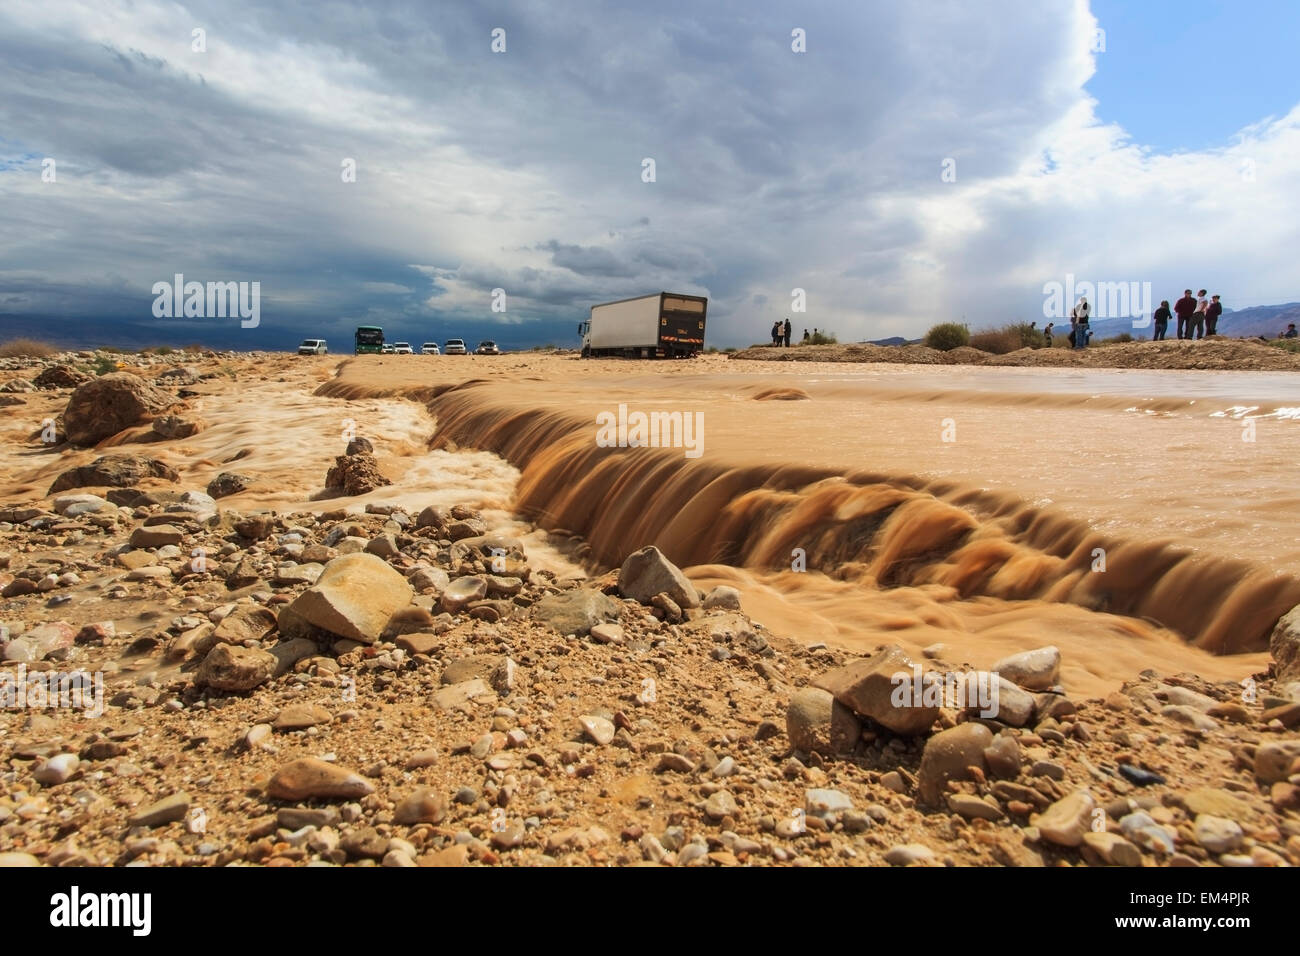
[
  {"xmin": 924, "ymin": 323, "xmax": 970, "ymax": 351},
  {"xmin": 809, "ymin": 331, "xmax": 837, "ymax": 345},
  {"xmin": 1266, "ymin": 338, "xmax": 1300, "ymax": 353},
  {"xmin": 90, "ymin": 356, "xmax": 118, "ymax": 375},
  {"xmin": 969, "ymin": 329, "xmax": 1023, "ymax": 354}
]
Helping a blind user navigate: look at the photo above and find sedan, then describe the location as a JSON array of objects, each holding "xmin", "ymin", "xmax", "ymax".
[{"xmin": 475, "ymin": 340, "xmax": 501, "ymax": 355}]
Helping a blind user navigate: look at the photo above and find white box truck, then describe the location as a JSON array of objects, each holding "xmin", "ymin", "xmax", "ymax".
[{"xmin": 578, "ymin": 292, "xmax": 707, "ymax": 359}]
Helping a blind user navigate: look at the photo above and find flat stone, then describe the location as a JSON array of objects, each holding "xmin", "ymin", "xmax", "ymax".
[
  {"xmin": 947, "ymin": 793, "xmax": 1004, "ymax": 821},
  {"xmin": 266, "ymin": 758, "xmax": 375, "ymax": 801},
  {"xmin": 1183, "ymin": 787, "xmax": 1255, "ymax": 822},
  {"xmin": 0, "ymin": 852, "xmax": 41, "ymax": 867},
  {"xmin": 129, "ymin": 791, "xmax": 191, "ymax": 828},
  {"xmin": 589, "ymin": 622, "xmax": 625, "ymax": 644},
  {"xmin": 273, "ymin": 703, "xmax": 333, "ymax": 731},
  {"xmin": 1083, "ymin": 831, "xmax": 1143, "ymax": 867},
  {"xmin": 805, "ymin": 788, "xmax": 853, "ymax": 819},
  {"xmin": 1254, "ymin": 741, "xmax": 1300, "ymax": 783},
  {"xmin": 656, "ymin": 753, "xmax": 696, "ymax": 774},
  {"xmin": 33, "ymin": 753, "xmax": 80, "ymax": 786},
  {"xmin": 533, "ymin": 588, "xmax": 622, "ymax": 636},
  {"xmin": 396, "ymin": 632, "xmax": 439, "ymax": 656},
  {"xmin": 431, "ymin": 678, "xmax": 494, "ymax": 711},
  {"xmin": 884, "ymin": 844, "xmax": 935, "ymax": 866},
  {"xmin": 814, "ymin": 644, "xmax": 939, "ymax": 736},
  {"xmin": 1161, "ymin": 705, "xmax": 1219, "ymax": 732},
  {"xmin": 129, "ymin": 524, "xmax": 184, "ymax": 548}
]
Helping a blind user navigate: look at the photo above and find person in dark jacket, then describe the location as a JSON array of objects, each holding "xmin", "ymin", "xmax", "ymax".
[
  {"xmin": 771, "ymin": 321, "xmax": 781, "ymax": 346},
  {"xmin": 1205, "ymin": 295, "xmax": 1223, "ymax": 336},
  {"xmin": 1151, "ymin": 300, "xmax": 1171, "ymax": 340},
  {"xmin": 1173, "ymin": 290, "xmax": 1196, "ymax": 339},
  {"xmin": 783, "ymin": 318, "xmax": 792, "ymax": 347}
]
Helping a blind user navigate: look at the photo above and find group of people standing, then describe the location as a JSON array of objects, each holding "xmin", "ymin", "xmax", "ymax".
[
  {"xmin": 1151, "ymin": 289, "xmax": 1222, "ymax": 341},
  {"xmin": 770, "ymin": 318, "xmax": 792, "ymax": 347}
]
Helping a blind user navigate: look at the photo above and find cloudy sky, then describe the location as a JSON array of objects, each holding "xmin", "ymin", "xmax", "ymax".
[{"xmin": 2, "ymin": 0, "xmax": 1298, "ymax": 349}]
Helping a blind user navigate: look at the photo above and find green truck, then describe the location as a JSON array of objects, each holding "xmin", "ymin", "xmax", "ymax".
[{"xmin": 354, "ymin": 325, "xmax": 384, "ymax": 354}]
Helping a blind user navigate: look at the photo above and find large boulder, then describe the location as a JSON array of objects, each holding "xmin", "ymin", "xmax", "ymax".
[
  {"xmin": 617, "ymin": 546, "xmax": 700, "ymax": 609},
  {"xmin": 281, "ymin": 553, "xmax": 413, "ymax": 644},
  {"xmin": 814, "ymin": 644, "xmax": 940, "ymax": 736},
  {"xmin": 49, "ymin": 455, "xmax": 180, "ymax": 493},
  {"xmin": 1271, "ymin": 605, "xmax": 1300, "ymax": 683},
  {"xmin": 62, "ymin": 373, "xmax": 177, "ymax": 446}
]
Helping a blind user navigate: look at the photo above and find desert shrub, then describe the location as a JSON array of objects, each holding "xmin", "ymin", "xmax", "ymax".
[
  {"xmin": 723, "ymin": 347, "xmax": 737, "ymax": 353},
  {"xmin": 1267, "ymin": 338, "xmax": 1300, "ymax": 353},
  {"xmin": 148, "ymin": 345, "xmax": 176, "ymax": 355},
  {"xmin": 97, "ymin": 345, "xmax": 128, "ymax": 354},
  {"xmin": 809, "ymin": 331, "xmax": 838, "ymax": 345},
  {"xmin": 1008, "ymin": 321, "xmax": 1046, "ymax": 349},
  {"xmin": 1097, "ymin": 333, "xmax": 1134, "ymax": 345},
  {"xmin": 969, "ymin": 329, "xmax": 1023, "ymax": 354},
  {"xmin": 924, "ymin": 323, "xmax": 970, "ymax": 351},
  {"xmin": 0, "ymin": 338, "xmax": 58, "ymax": 358},
  {"xmin": 89, "ymin": 356, "xmax": 118, "ymax": 375}
]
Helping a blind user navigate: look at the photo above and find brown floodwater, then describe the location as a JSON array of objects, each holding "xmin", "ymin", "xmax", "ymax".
[{"xmin": 315, "ymin": 354, "xmax": 1300, "ymax": 696}]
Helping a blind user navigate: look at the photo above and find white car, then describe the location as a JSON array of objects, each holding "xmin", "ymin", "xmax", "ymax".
[
  {"xmin": 393, "ymin": 342, "xmax": 414, "ymax": 354},
  {"xmin": 420, "ymin": 342, "xmax": 440, "ymax": 355},
  {"xmin": 475, "ymin": 340, "xmax": 501, "ymax": 355},
  {"xmin": 444, "ymin": 338, "xmax": 467, "ymax": 355},
  {"xmin": 381, "ymin": 344, "xmax": 395, "ymax": 354},
  {"xmin": 297, "ymin": 338, "xmax": 328, "ymax": 355}
]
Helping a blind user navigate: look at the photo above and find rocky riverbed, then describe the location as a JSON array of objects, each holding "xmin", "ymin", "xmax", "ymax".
[{"xmin": 1, "ymin": 350, "xmax": 1298, "ymax": 867}]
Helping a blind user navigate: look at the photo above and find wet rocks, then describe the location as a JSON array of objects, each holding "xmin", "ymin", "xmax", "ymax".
[
  {"xmin": 786, "ymin": 687, "xmax": 861, "ymax": 755},
  {"xmin": 917, "ymin": 722, "xmax": 992, "ymax": 805},
  {"xmin": 815, "ymin": 644, "xmax": 939, "ymax": 736},
  {"xmin": 49, "ymin": 454, "xmax": 180, "ymax": 493},
  {"xmin": 282, "ymin": 553, "xmax": 414, "ymax": 644},
  {"xmin": 617, "ymin": 546, "xmax": 700, "ymax": 609},
  {"xmin": 992, "ymin": 646, "xmax": 1061, "ymax": 691},
  {"xmin": 324, "ymin": 451, "xmax": 391, "ymax": 497},
  {"xmin": 266, "ymin": 758, "xmax": 375, "ymax": 801},
  {"xmin": 194, "ymin": 643, "xmax": 277, "ymax": 692},
  {"xmin": 533, "ymin": 588, "xmax": 622, "ymax": 636},
  {"xmin": 441, "ymin": 576, "xmax": 487, "ymax": 613},
  {"xmin": 207, "ymin": 472, "xmax": 253, "ymax": 498},
  {"xmin": 151, "ymin": 414, "xmax": 202, "ymax": 439},
  {"xmin": 1272, "ymin": 605, "xmax": 1300, "ymax": 683},
  {"xmin": 62, "ymin": 372, "xmax": 177, "ymax": 445}
]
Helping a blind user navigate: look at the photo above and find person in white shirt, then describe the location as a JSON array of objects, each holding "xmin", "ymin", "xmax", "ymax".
[
  {"xmin": 1070, "ymin": 297, "xmax": 1090, "ymax": 348},
  {"xmin": 1189, "ymin": 289, "xmax": 1208, "ymax": 339}
]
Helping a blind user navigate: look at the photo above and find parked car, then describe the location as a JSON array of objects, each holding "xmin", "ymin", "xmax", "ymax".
[
  {"xmin": 381, "ymin": 344, "xmax": 395, "ymax": 354},
  {"xmin": 420, "ymin": 342, "xmax": 440, "ymax": 355},
  {"xmin": 475, "ymin": 340, "xmax": 501, "ymax": 355},
  {"xmin": 298, "ymin": 338, "xmax": 328, "ymax": 355},
  {"xmin": 444, "ymin": 338, "xmax": 467, "ymax": 355},
  {"xmin": 393, "ymin": 342, "xmax": 414, "ymax": 354}
]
